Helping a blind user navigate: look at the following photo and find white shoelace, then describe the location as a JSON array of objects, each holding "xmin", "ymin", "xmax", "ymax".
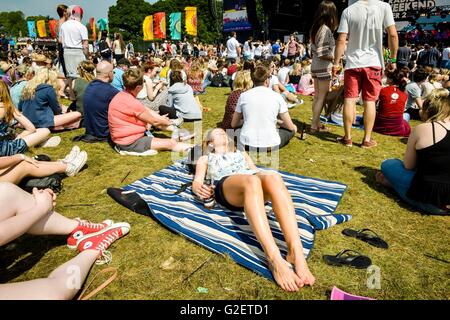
[
  {"xmin": 77, "ymin": 219, "xmax": 106, "ymax": 230},
  {"xmin": 94, "ymin": 230, "xmax": 121, "ymax": 265}
]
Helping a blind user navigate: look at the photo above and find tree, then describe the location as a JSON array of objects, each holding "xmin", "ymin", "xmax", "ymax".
[
  {"xmin": 0, "ymin": 11, "xmax": 27, "ymax": 37},
  {"xmin": 108, "ymin": 0, "xmax": 223, "ymax": 46}
]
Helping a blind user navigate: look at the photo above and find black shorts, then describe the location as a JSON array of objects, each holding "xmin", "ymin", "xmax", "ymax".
[{"xmin": 214, "ymin": 176, "xmax": 244, "ymax": 212}]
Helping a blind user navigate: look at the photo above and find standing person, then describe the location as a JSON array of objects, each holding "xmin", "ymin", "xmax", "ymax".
[
  {"xmin": 55, "ymin": 4, "xmax": 69, "ymax": 78},
  {"xmin": 226, "ymin": 32, "xmax": 241, "ymax": 64},
  {"xmin": 126, "ymin": 41, "xmax": 135, "ymax": 58},
  {"xmin": 310, "ymin": 0, "xmax": 339, "ymax": 133},
  {"xmin": 287, "ymin": 35, "xmax": 300, "ymax": 61},
  {"xmin": 98, "ymin": 30, "xmax": 112, "ymax": 61},
  {"xmin": 112, "ymin": 33, "xmax": 125, "ymax": 63},
  {"xmin": 243, "ymin": 36, "xmax": 254, "ymax": 61},
  {"xmin": 427, "ymin": 43, "xmax": 441, "ymax": 69},
  {"xmin": 0, "ymin": 33, "xmax": 10, "ymax": 59},
  {"xmin": 440, "ymin": 43, "xmax": 450, "ymax": 70},
  {"xmin": 397, "ymin": 39, "xmax": 412, "ymax": 70},
  {"xmin": 59, "ymin": 5, "xmax": 89, "ymax": 79},
  {"xmin": 333, "ymin": 0, "xmax": 398, "ymax": 148}
]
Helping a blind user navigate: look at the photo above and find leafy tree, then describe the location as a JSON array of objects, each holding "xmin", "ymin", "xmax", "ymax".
[{"xmin": 0, "ymin": 11, "xmax": 27, "ymax": 37}]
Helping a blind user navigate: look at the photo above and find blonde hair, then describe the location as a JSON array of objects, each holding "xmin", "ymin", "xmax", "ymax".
[
  {"xmin": 423, "ymin": 88, "xmax": 450, "ymax": 122},
  {"xmin": 77, "ymin": 60, "xmax": 96, "ymax": 82},
  {"xmin": 21, "ymin": 68, "xmax": 59, "ymax": 101},
  {"xmin": 290, "ymin": 63, "xmax": 302, "ymax": 76},
  {"xmin": 0, "ymin": 81, "xmax": 15, "ymax": 123},
  {"xmin": 233, "ymin": 71, "xmax": 253, "ymax": 92},
  {"xmin": 202, "ymin": 128, "xmax": 235, "ymax": 155}
]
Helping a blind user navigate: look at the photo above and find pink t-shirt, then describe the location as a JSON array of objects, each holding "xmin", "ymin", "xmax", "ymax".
[{"xmin": 108, "ymin": 91, "xmax": 147, "ymax": 146}]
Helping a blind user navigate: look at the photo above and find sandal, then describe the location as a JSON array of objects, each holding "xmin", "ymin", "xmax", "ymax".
[
  {"xmin": 342, "ymin": 228, "xmax": 389, "ymax": 249},
  {"xmin": 323, "ymin": 250, "xmax": 372, "ymax": 269},
  {"xmin": 310, "ymin": 125, "xmax": 330, "ymax": 133}
]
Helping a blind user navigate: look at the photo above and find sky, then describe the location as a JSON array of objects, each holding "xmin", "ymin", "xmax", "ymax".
[{"xmin": 0, "ymin": 0, "xmax": 158, "ymax": 23}]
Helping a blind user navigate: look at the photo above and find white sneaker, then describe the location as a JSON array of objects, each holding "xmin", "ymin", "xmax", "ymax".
[
  {"xmin": 60, "ymin": 146, "xmax": 80, "ymax": 164},
  {"xmin": 287, "ymin": 103, "xmax": 297, "ymax": 109},
  {"xmin": 297, "ymin": 99, "xmax": 304, "ymax": 105},
  {"xmin": 65, "ymin": 151, "xmax": 88, "ymax": 177},
  {"xmin": 41, "ymin": 136, "xmax": 61, "ymax": 148},
  {"xmin": 171, "ymin": 117, "xmax": 184, "ymax": 128}
]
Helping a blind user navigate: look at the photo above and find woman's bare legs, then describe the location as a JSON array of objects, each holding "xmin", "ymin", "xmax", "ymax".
[
  {"xmin": 311, "ymin": 79, "xmax": 330, "ymax": 130},
  {"xmin": 257, "ymin": 172, "xmax": 315, "ymax": 286},
  {"xmin": 150, "ymin": 138, "xmax": 192, "ymax": 152},
  {"xmin": 0, "ymin": 161, "xmax": 67, "ymax": 185},
  {"xmin": 0, "ymin": 249, "xmax": 99, "ymax": 300},
  {"xmin": 17, "ymin": 128, "xmax": 51, "ymax": 148},
  {"xmin": 220, "ymin": 174, "xmax": 301, "ymax": 292},
  {"xmin": 53, "ymin": 112, "xmax": 82, "ymax": 130}
]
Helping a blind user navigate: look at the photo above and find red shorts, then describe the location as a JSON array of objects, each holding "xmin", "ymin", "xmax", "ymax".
[{"xmin": 344, "ymin": 67, "xmax": 382, "ymax": 102}]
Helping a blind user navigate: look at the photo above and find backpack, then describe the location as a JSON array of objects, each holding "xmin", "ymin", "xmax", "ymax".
[
  {"xmin": 20, "ymin": 173, "xmax": 63, "ymax": 193},
  {"xmin": 210, "ymin": 73, "xmax": 227, "ymax": 87},
  {"xmin": 98, "ymin": 39, "xmax": 111, "ymax": 55}
]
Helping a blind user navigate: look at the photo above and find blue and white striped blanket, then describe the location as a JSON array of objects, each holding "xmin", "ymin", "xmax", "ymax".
[{"xmin": 123, "ymin": 163, "xmax": 351, "ymax": 281}]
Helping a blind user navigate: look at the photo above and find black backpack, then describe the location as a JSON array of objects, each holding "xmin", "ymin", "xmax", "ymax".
[
  {"xmin": 20, "ymin": 173, "xmax": 63, "ymax": 193},
  {"xmin": 98, "ymin": 39, "xmax": 111, "ymax": 55},
  {"xmin": 210, "ymin": 73, "xmax": 227, "ymax": 87}
]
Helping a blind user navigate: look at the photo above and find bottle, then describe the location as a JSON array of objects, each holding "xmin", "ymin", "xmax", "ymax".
[{"xmin": 203, "ymin": 171, "xmax": 216, "ymax": 210}]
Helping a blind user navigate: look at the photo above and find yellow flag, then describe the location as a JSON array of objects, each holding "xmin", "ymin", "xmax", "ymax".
[
  {"xmin": 37, "ymin": 20, "xmax": 47, "ymax": 38},
  {"xmin": 185, "ymin": 7, "xmax": 197, "ymax": 37},
  {"xmin": 143, "ymin": 15, "xmax": 154, "ymax": 41}
]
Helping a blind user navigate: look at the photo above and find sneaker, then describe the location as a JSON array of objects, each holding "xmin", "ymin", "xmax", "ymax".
[
  {"xmin": 65, "ymin": 151, "xmax": 88, "ymax": 177},
  {"xmin": 41, "ymin": 136, "xmax": 61, "ymax": 148},
  {"xmin": 77, "ymin": 222, "xmax": 131, "ymax": 265},
  {"xmin": 361, "ymin": 139, "xmax": 378, "ymax": 149},
  {"xmin": 171, "ymin": 117, "xmax": 184, "ymax": 128},
  {"xmin": 287, "ymin": 103, "xmax": 297, "ymax": 109},
  {"xmin": 337, "ymin": 136, "xmax": 353, "ymax": 147},
  {"xmin": 67, "ymin": 218, "xmax": 114, "ymax": 249},
  {"xmin": 60, "ymin": 146, "xmax": 80, "ymax": 164},
  {"xmin": 296, "ymin": 98, "xmax": 304, "ymax": 105}
]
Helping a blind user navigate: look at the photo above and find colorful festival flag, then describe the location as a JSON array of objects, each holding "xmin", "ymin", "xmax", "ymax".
[
  {"xmin": 97, "ymin": 18, "xmax": 109, "ymax": 33},
  {"xmin": 48, "ymin": 20, "xmax": 57, "ymax": 38},
  {"xmin": 153, "ymin": 12, "xmax": 166, "ymax": 39},
  {"xmin": 89, "ymin": 18, "xmax": 97, "ymax": 41},
  {"xmin": 169, "ymin": 12, "xmax": 182, "ymax": 40},
  {"xmin": 27, "ymin": 21, "xmax": 37, "ymax": 38},
  {"xmin": 185, "ymin": 7, "xmax": 197, "ymax": 37},
  {"xmin": 36, "ymin": 20, "xmax": 47, "ymax": 38},
  {"xmin": 143, "ymin": 15, "xmax": 154, "ymax": 41}
]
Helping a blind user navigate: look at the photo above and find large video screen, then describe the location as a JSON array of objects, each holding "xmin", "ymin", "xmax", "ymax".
[{"xmin": 223, "ymin": 0, "xmax": 252, "ymax": 32}]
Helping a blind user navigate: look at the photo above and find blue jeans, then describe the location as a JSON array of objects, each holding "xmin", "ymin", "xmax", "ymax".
[{"xmin": 381, "ymin": 159, "xmax": 447, "ymax": 215}]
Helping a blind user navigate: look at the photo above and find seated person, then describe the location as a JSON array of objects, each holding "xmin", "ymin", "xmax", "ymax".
[
  {"xmin": 19, "ymin": 68, "xmax": 81, "ymax": 131},
  {"xmin": 136, "ymin": 62, "xmax": 169, "ymax": 114},
  {"xmin": 0, "ymin": 81, "xmax": 55, "ymax": 157},
  {"xmin": 82, "ymin": 61, "xmax": 120, "ymax": 141},
  {"xmin": 111, "ymin": 58, "xmax": 130, "ymax": 91},
  {"xmin": 0, "ymin": 183, "xmax": 130, "ymax": 299},
  {"xmin": 221, "ymin": 70, "xmax": 253, "ymax": 130},
  {"xmin": 377, "ymin": 89, "xmax": 450, "ymax": 215},
  {"xmin": 267, "ymin": 62, "xmax": 302, "ymax": 106},
  {"xmin": 374, "ymin": 69, "xmax": 411, "ymax": 137},
  {"xmin": 231, "ymin": 65, "xmax": 298, "ymax": 152},
  {"xmin": 0, "ymin": 146, "xmax": 87, "ymax": 184},
  {"xmin": 193, "ymin": 128, "xmax": 315, "ymax": 292},
  {"xmin": 404, "ymin": 67, "xmax": 429, "ymax": 121},
  {"xmin": 10, "ymin": 64, "xmax": 30, "ymax": 109},
  {"xmin": 288, "ymin": 63, "xmax": 302, "ymax": 92},
  {"xmin": 108, "ymin": 68, "xmax": 193, "ymax": 154},
  {"xmin": 167, "ymin": 71, "xmax": 202, "ymax": 121},
  {"xmin": 71, "ymin": 60, "xmax": 95, "ymax": 116},
  {"xmin": 297, "ymin": 62, "xmax": 315, "ymax": 96}
]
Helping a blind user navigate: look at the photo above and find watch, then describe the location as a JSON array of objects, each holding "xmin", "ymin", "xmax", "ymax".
[{"xmin": 387, "ymin": 57, "xmax": 397, "ymax": 64}]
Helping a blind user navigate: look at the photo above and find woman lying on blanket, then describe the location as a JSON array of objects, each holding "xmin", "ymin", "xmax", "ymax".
[{"xmin": 192, "ymin": 128, "xmax": 315, "ymax": 292}]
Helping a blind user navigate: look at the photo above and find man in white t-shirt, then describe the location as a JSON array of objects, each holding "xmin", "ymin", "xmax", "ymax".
[
  {"xmin": 231, "ymin": 65, "xmax": 297, "ymax": 151},
  {"xmin": 226, "ymin": 32, "xmax": 241, "ymax": 64},
  {"xmin": 277, "ymin": 59, "xmax": 291, "ymax": 85},
  {"xmin": 333, "ymin": 0, "xmax": 398, "ymax": 149},
  {"xmin": 59, "ymin": 5, "xmax": 88, "ymax": 78},
  {"xmin": 441, "ymin": 45, "xmax": 450, "ymax": 70}
]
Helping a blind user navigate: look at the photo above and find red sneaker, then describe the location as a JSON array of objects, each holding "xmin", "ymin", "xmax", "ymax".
[
  {"xmin": 337, "ymin": 136, "xmax": 353, "ymax": 147},
  {"xmin": 77, "ymin": 223, "xmax": 131, "ymax": 265},
  {"xmin": 361, "ymin": 139, "xmax": 378, "ymax": 149},
  {"xmin": 67, "ymin": 218, "xmax": 114, "ymax": 249}
]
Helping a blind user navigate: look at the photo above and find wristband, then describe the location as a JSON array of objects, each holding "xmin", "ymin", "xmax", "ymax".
[{"xmin": 387, "ymin": 57, "xmax": 397, "ymax": 64}]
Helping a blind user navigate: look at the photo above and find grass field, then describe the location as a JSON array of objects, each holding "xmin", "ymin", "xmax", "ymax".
[{"xmin": 1, "ymin": 87, "xmax": 449, "ymax": 300}]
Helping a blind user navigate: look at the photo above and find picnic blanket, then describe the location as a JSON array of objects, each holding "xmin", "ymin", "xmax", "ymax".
[
  {"xmin": 320, "ymin": 114, "xmax": 365, "ymax": 130},
  {"xmin": 112, "ymin": 162, "xmax": 351, "ymax": 281}
]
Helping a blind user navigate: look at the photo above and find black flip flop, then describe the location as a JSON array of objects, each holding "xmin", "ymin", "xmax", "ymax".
[
  {"xmin": 323, "ymin": 250, "xmax": 372, "ymax": 269},
  {"xmin": 342, "ymin": 228, "xmax": 389, "ymax": 249}
]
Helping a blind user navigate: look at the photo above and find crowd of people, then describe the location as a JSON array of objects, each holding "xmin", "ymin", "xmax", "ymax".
[{"xmin": 0, "ymin": 0, "xmax": 449, "ymax": 297}]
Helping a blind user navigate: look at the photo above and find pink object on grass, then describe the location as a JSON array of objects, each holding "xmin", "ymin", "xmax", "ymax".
[{"xmin": 330, "ymin": 286, "xmax": 375, "ymax": 300}]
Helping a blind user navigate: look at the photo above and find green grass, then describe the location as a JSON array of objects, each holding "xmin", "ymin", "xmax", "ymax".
[{"xmin": 1, "ymin": 88, "xmax": 449, "ymax": 300}]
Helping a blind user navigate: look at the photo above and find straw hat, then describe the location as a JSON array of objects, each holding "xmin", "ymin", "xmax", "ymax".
[{"xmin": 32, "ymin": 54, "xmax": 47, "ymax": 63}]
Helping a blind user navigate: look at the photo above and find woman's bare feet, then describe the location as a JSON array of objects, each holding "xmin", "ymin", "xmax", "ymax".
[
  {"xmin": 268, "ymin": 256, "xmax": 302, "ymax": 292},
  {"xmin": 375, "ymin": 172, "xmax": 393, "ymax": 188},
  {"xmin": 287, "ymin": 252, "xmax": 316, "ymax": 287}
]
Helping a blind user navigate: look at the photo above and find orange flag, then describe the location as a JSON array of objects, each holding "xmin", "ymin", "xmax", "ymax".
[
  {"xmin": 48, "ymin": 20, "xmax": 57, "ymax": 38},
  {"xmin": 153, "ymin": 12, "xmax": 166, "ymax": 39}
]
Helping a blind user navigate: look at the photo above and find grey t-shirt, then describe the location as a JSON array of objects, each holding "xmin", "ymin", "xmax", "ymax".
[
  {"xmin": 338, "ymin": 0, "xmax": 395, "ymax": 70},
  {"xmin": 405, "ymin": 82, "xmax": 421, "ymax": 110}
]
